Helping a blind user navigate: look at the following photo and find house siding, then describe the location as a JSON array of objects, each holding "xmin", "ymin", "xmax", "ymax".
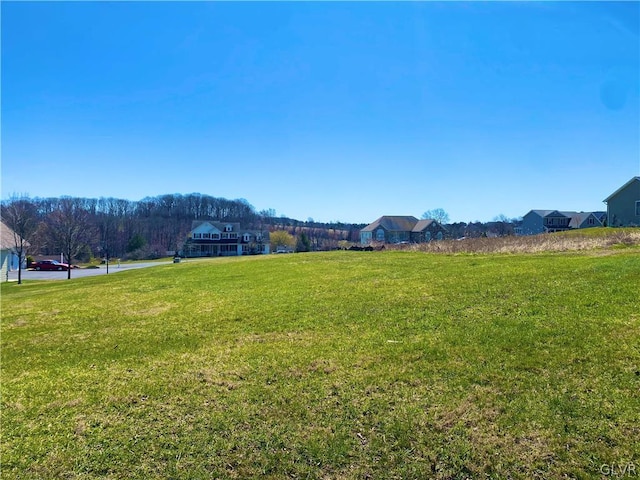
[
  {"xmin": 520, "ymin": 211, "xmax": 547, "ymax": 235},
  {"xmin": 360, "ymin": 231, "xmax": 373, "ymax": 244},
  {"xmin": 606, "ymin": 178, "xmax": 640, "ymax": 227},
  {"xmin": 0, "ymin": 249, "xmax": 11, "ymax": 281}
]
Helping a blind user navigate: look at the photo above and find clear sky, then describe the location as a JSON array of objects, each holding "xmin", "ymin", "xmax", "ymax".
[{"xmin": 2, "ymin": 1, "xmax": 638, "ymax": 224}]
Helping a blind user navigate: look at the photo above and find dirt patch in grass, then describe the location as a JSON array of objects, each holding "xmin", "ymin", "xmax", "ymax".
[{"xmin": 431, "ymin": 386, "xmax": 555, "ymax": 478}]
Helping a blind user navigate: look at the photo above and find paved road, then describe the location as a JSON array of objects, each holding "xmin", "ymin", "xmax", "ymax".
[{"xmin": 6, "ymin": 261, "xmax": 172, "ymax": 282}]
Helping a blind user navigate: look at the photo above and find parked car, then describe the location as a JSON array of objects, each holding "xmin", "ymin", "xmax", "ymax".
[{"xmin": 31, "ymin": 260, "xmax": 73, "ymax": 271}]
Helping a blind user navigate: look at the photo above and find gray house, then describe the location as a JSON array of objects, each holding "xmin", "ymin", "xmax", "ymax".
[
  {"xmin": 604, "ymin": 176, "xmax": 640, "ymax": 227},
  {"xmin": 518, "ymin": 210, "xmax": 606, "ymax": 235},
  {"xmin": 412, "ymin": 219, "xmax": 447, "ymax": 242},
  {"xmin": 360, "ymin": 216, "xmax": 447, "ymax": 245}
]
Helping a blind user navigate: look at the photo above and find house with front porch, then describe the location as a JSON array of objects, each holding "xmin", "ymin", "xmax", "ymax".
[{"xmin": 183, "ymin": 221, "xmax": 270, "ymax": 257}]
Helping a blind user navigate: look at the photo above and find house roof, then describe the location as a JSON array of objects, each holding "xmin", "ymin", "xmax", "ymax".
[
  {"xmin": 0, "ymin": 221, "xmax": 28, "ymax": 250},
  {"xmin": 361, "ymin": 216, "xmax": 419, "ymax": 232},
  {"xmin": 412, "ymin": 219, "xmax": 434, "ymax": 232},
  {"xmin": 191, "ymin": 220, "xmax": 239, "ymax": 231},
  {"xmin": 412, "ymin": 219, "xmax": 447, "ymax": 232},
  {"xmin": 603, "ymin": 176, "xmax": 640, "ymax": 203},
  {"xmin": 527, "ymin": 210, "xmax": 605, "ymax": 220},
  {"xmin": 568, "ymin": 212, "xmax": 600, "ymax": 228},
  {"xmin": 527, "ymin": 210, "xmax": 555, "ymax": 217}
]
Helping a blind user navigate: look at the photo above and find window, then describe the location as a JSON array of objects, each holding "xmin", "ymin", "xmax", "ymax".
[
  {"xmin": 203, "ymin": 233, "xmax": 210, "ymax": 239},
  {"xmin": 636, "ymin": 200, "xmax": 640, "ymax": 216},
  {"xmin": 424, "ymin": 231, "xmax": 431, "ymax": 241},
  {"xmin": 212, "ymin": 233, "xmax": 220, "ymax": 240},
  {"xmin": 436, "ymin": 231, "xmax": 443, "ymax": 240},
  {"xmin": 225, "ymin": 225, "xmax": 233, "ymax": 232},
  {"xmin": 193, "ymin": 233, "xmax": 202, "ymax": 239},
  {"xmin": 376, "ymin": 228, "xmax": 385, "ymax": 241},
  {"xmin": 243, "ymin": 234, "xmax": 251, "ymax": 242}
]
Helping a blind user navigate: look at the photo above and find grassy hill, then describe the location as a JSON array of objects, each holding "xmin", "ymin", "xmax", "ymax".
[{"xmin": 2, "ymin": 243, "xmax": 639, "ymax": 478}]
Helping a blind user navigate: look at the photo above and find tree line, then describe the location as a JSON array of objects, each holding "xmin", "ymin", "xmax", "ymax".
[
  {"xmin": 1, "ymin": 193, "xmax": 366, "ymax": 282},
  {"xmin": 2, "ymin": 193, "xmax": 520, "ymax": 283}
]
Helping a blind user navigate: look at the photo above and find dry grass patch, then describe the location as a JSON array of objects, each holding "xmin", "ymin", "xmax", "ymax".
[{"xmin": 396, "ymin": 227, "xmax": 640, "ymax": 254}]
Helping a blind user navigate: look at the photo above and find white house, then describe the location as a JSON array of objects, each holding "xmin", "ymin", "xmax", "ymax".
[{"xmin": 183, "ymin": 221, "xmax": 270, "ymax": 257}]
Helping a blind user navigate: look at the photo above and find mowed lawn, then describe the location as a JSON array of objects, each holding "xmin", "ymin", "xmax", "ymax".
[{"xmin": 2, "ymin": 249, "xmax": 639, "ymax": 479}]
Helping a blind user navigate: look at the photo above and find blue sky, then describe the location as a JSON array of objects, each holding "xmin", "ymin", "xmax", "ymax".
[{"xmin": 2, "ymin": 2, "xmax": 638, "ymax": 224}]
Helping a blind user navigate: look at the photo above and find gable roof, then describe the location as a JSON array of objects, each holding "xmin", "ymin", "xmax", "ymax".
[
  {"xmin": 526, "ymin": 210, "xmax": 555, "ymax": 218},
  {"xmin": 192, "ymin": 221, "xmax": 222, "ymax": 234},
  {"xmin": 603, "ymin": 176, "xmax": 640, "ymax": 202},
  {"xmin": 526, "ymin": 209, "xmax": 605, "ymax": 221},
  {"xmin": 412, "ymin": 219, "xmax": 434, "ymax": 232},
  {"xmin": 361, "ymin": 216, "xmax": 419, "ymax": 232},
  {"xmin": 190, "ymin": 220, "xmax": 239, "ymax": 232},
  {"xmin": 0, "ymin": 221, "xmax": 29, "ymax": 250},
  {"xmin": 568, "ymin": 212, "xmax": 601, "ymax": 228},
  {"xmin": 552, "ymin": 211, "xmax": 573, "ymax": 218},
  {"xmin": 593, "ymin": 211, "xmax": 607, "ymax": 221}
]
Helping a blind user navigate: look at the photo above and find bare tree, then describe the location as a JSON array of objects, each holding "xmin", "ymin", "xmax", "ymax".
[
  {"xmin": 46, "ymin": 198, "xmax": 95, "ymax": 279},
  {"xmin": 421, "ymin": 208, "xmax": 450, "ymax": 225},
  {"xmin": 1, "ymin": 196, "xmax": 39, "ymax": 284}
]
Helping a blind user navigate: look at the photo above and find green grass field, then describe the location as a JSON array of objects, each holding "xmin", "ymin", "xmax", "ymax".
[{"xmin": 2, "ymin": 247, "xmax": 639, "ymax": 479}]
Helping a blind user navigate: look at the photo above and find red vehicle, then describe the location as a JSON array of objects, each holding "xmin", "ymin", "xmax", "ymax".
[{"xmin": 31, "ymin": 260, "xmax": 72, "ymax": 271}]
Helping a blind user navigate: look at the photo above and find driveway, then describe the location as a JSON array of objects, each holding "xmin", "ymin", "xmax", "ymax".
[{"xmin": 5, "ymin": 261, "xmax": 172, "ymax": 282}]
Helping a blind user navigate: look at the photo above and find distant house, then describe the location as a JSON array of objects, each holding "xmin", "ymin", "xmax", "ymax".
[
  {"xmin": 412, "ymin": 219, "xmax": 447, "ymax": 242},
  {"xmin": 604, "ymin": 176, "xmax": 640, "ymax": 227},
  {"xmin": 517, "ymin": 210, "xmax": 606, "ymax": 235},
  {"xmin": 183, "ymin": 221, "xmax": 270, "ymax": 257},
  {"xmin": 1, "ymin": 221, "xmax": 27, "ymax": 280},
  {"xmin": 360, "ymin": 216, "xmax": 447, "ymax": 245},
  {"xmin": 569, "ymin": 211, "xmax": 607, "ymax": 229}
]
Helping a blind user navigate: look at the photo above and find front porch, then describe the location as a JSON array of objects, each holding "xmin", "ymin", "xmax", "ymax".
[{"xmin": 184, "ymin": 243, "xmax": 241, "ymax": 257}]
